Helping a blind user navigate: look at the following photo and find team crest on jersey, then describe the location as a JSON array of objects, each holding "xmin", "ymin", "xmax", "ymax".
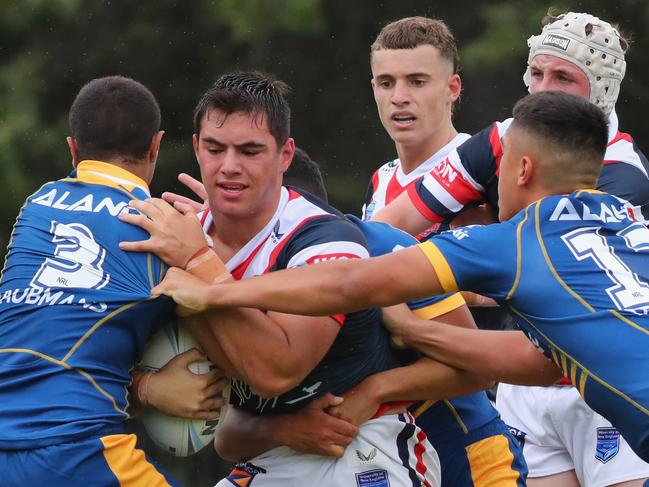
[
  {"xmin": 225, "ymin": 462, "xmax": 267, "ymax": 487},
  {"xmin": 355, "ymin": 469, "xmax": 390, "ymax": 487},
  {"xmin": 595, "ymin": 427, "xmax": 620, "ymax": 463}
]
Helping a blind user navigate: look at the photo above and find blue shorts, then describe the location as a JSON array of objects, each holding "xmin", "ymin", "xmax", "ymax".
[
  {"xmin": 0, "ymin": 433, "xmax": 179, "ymax": 487},
  {"xmin": 432, "ymin": 420, "xmax": 528, "ymax": 487}
]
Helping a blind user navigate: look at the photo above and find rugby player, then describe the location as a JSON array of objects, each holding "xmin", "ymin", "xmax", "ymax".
[
  {"xmin": 122, "ymin": 72, "xmax": 459, "ymax": 486},
  {"xmin": 371, "ymin": 11, "xmax": 649, "ymax": 487},
  {"xmin": 152, "ymin": 89, "xmax": 649, "ymax": 474},
  {"xmin": 0, "ymin": 76, "xmax": 191, "ymax": 486},
  {"xmin": 363, "ymin": 17, "xmax": 528, "ymax": 486}
]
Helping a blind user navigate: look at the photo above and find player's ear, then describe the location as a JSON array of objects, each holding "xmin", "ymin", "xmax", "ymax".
[
  {"xmin": 518, "ymin": 155, "xmax": 535, "ymax": 187},
  {"xmin": 448, "ymin": 73, "xmax": 462, "ymax": 103},
  {"xmin": 192, "ymin": 134, "xmax": 200, "ymax": 164},
  {"xmin": 279, "ymin": 137, "xmax": 295, "ymax": 173},
  {"xmin": 148, "ymin": 130, "xmax": 165, "ymax": 164},
  {"xmin": 67, "ymin": 136, "xmax": 79, "ymax": 168}
]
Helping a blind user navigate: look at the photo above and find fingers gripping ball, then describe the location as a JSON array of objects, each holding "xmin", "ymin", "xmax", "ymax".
[{"xmin": 140, "ymin": 319, "xmax": 230, "ymax": 457}]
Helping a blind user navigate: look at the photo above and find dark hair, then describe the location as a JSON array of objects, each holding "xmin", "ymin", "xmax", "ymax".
[
  {"xmin": 69, "ymin": 76, "xmax": 160, "ymax": 163},
  {"xmin": 512, "ymin": 91, "xmax": 608, "ymax": 186},
  {"xmin": 371, "ymin": 17, "xmax": 459, "ymax": 74},
  {"xmin": 283, "ymin": 147, "xmax": 328, "ymax": 202},
  {"xmin": 193, "ymin": 72, "xmax": 291, "ymax": 148}
]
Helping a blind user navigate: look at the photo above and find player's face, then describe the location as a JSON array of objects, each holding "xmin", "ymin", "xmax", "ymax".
[
  {"xmin": 497, "ymin": 127, "xmax": 526, "ymax": 221},
  {"xmin": 528, "ymin": 54, "xmax": 590, "ymax": 99},
  {"xmin": 371, "ymin": 45, "xmax": 460, "ymax": 150},
  {"xmin": 194, "ymin": 110, "xmax": 293, "ymax": 223}
]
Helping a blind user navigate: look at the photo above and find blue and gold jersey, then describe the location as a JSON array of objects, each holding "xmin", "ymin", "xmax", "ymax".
[
  {"xmin": 0, "ymin": 161, "xmax": 172, "ymax": 449},
  {"xmin": 420, "ymin": 191, "xmax": 649, "ymax": 460},
  {"xmin": 348, "ymin": 216, "xmax": 503, "ymax": 443}
]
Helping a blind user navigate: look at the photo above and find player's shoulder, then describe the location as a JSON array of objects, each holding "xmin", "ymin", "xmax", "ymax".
[{"xmin": 346, "ymin": 215, "xmax": 417, "ymax": 257}]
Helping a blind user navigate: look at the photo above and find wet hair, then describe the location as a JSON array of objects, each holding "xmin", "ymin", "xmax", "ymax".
[
  {"xmin": 283, "ymin": 147, "xmax": 328, "ymax": 202},
  {"xmin": 69, "ymin": 76, "xmax": 160, "ymax": 163},
  {"xmin": 193, "ymin": 71, "xmax": 291, "ymax": 148},
  {"xmin": 512, "ymin": 91, "xmax": 608, "ymax": 188},
  {"xmin": 371, "ymin": 17, "xmax": 459, "ymax": 74}
]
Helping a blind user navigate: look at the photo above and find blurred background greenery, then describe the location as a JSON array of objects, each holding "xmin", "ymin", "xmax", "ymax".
[{"xmin": 2, "ymin": 0, "xmax": 648, "ymax": 483}]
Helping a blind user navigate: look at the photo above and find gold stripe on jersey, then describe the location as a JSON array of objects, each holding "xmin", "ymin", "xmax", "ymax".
[
  {"xmin": 466, "ymin": 434, "xmax": 522, "ymax": 486},
  {"xmin": 62, "ymin": 300, "xmax": 152, "ymax": 362},
  {"xmin": 412, "ymin": 399, "xmax": 436, "ymax": 418},
  {"xmin": 417, "ymin": 241, "xmax": 459, "ymax": 293},
  {"xmin": 509, "ymin": 305, "xmax": 649, "ymax": 417},
  {"xmin": 610, "ymin": 309, "xmax": 649, "ymax": 337},
  {"xmin": 442, "ymin": 400, "xmax": 469, "ymax": 434},
  {"xmin": 413, "ymin": 293, "xmax": 466, "ymax": 320},
  {"xmin": 0, "ymin": 348, "xmax": 128, "ymax": 416},
  {"xmin": 506, "ymin": 207, "xmax": 531, "ymax": 300},
  {"xmin": 74, "ymin": 160, "xmax": 150, "ymax": 194},
  {"xmin": 534, "ymin": 201, "xmax": 596, "ymax": 313},
  {"xmin": 101, "ymin": 434, "xmax": 173, "ymax": 486},
  {"xmin": 579, "ymin": 370, "xmax": 588, "ymax": 397}
]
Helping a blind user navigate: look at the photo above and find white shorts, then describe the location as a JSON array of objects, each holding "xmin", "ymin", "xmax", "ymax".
[
  {"xmin": 496, "ymin": 383, "xmax": 649, "ymax": 487},
  {"xmin": 214, "ymin": 413, "xmax": 440, "ymax": 487}
]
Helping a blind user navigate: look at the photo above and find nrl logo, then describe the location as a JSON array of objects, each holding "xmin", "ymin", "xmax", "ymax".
[
  {"xmin": 542, "ymin": 34, "xmax": 570, "ymax": 51},
  {"xmin": 356, "ymin": 447, "xmax": 377, "ymax": 462}
]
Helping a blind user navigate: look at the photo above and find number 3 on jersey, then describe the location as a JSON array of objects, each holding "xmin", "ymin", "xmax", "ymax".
[
  {"xmin": 562, "ymin": 223, "xmax": 649, "ymax": 313},
  {"xmin": 31, "ymin": 221, "xmax": 111, "ymax": 290}
]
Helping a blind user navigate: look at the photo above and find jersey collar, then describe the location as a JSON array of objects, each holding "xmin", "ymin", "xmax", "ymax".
[{"xmin": 73, "ymin": 160, "xmax": 151, "ymax": 196}]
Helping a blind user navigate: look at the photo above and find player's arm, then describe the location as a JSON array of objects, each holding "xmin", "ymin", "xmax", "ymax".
[
  {"xmin": 371, "ymin": 189, "xmax": 433, "ymax": 235},
  {"xmin": 214, "ymin": 395, "xmax": 357, "ymax": 461},
  {"xmin": 383, "ymin": 304, "xmax": 562, "ymax": 385},
  {"xmin": 373, "ymin": 125, "xmax": 501, "ymax": 235},
  {"xmin": 154, "ymin": 244, "xmax": 442, "ymax": 317}
]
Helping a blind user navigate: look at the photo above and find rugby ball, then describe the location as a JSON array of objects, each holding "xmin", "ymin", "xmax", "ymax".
[{"xmin": 140, "ymin": 318, "xmax": 230, "ymax": 457}]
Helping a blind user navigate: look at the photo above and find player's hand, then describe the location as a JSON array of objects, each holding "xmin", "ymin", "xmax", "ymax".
[
  {"xmin": 274, "ymin": 393, "xmax": 358, "ymax": 458},
  {"xmin": 145, "ymin": 348, "xmax": 229, "ymax": 420},
  {"xmin": 162, "ymin": 173, "xmax": 208, "ymax": 213},
  {"xmin": 380, "ymin": 303, "xmax": 414, "ymax": 349},
  {"xmin": 118, "ymin": 197, "xmax": 207, "ymax": 267},
  {"xmin": 152, "ymin": 267, "xmax": 212, "ymax": 315},
  {"xmin": 328, "ymin": 379, "xmax": 382, "ymax": 427}
]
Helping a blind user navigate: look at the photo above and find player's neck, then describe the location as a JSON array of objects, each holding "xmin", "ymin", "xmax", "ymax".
[
  {"xmin": 395, "ymin": 125, "xmax": 458, "ymax": 174},
  {"xmin": 207, "ymin": 198, "xmax": 282, "ymax": 262}
]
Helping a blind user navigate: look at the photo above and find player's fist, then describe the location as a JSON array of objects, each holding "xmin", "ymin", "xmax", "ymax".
[{"xmin": 153, "ymin": 267, "xmax": 211, "ymax": 315}]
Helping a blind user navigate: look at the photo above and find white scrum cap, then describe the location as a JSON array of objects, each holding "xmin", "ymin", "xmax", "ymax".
[{"xmin": 524, "ymin": 12, "xmax": 627, "ymax": 115}]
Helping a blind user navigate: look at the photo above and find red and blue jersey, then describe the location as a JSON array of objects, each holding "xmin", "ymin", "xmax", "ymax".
[
  {"xmin": 200, "ymin": 188, "xmax": 399, "ymax": 414},
  {"xmin": 409, "ymin": 112, "xmax": 649, "ymax": 224},
  {"xmin": 0, "ymin": 161, "xmax": 173, "ymax": 449},
  {"xmin": 419, "ymin": 191, "xmax": 649, "ymax": 461}
]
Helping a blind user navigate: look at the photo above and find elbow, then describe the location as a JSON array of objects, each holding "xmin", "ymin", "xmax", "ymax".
[
  {"xmin": 244, "ymin": 367, "xmax": 299, "ymax": 399},
  {"xmin": 250, "ymin": 376, "xmax": 296, "ymax": 399}
]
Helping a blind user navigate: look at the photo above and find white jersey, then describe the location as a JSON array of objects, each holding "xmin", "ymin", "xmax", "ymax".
[
  {"xmin": 362, "ymin": 133, "xmax": 471, "ymax": 221},
  {"xmin": 201, "ymin": 187, "xmax": 400, "ymax": 414}
]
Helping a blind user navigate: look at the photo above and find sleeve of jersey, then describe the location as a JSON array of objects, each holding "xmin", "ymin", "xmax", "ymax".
[
  {"xmin": 416, "ymin": 223, "xmax": 517, "ymax": 301},
  {"xmin": 597, "ymin": 161, "xmax": 649, "ymax": 224},
  {"xmin": 359, "ymin": 220, "xmax": 467, "ymax": 318},
  {"xmin": 408, "ymin": 124, "xmax": 500, "ymax": 223},
  {"xmin": 284, "ymin": 216, "xmax": 371, "ymax": 325}
]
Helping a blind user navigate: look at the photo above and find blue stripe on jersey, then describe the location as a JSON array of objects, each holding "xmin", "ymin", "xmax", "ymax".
[{"xmin": 396, "ymin": 414, "xmax": 422, "ymax": 487}]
